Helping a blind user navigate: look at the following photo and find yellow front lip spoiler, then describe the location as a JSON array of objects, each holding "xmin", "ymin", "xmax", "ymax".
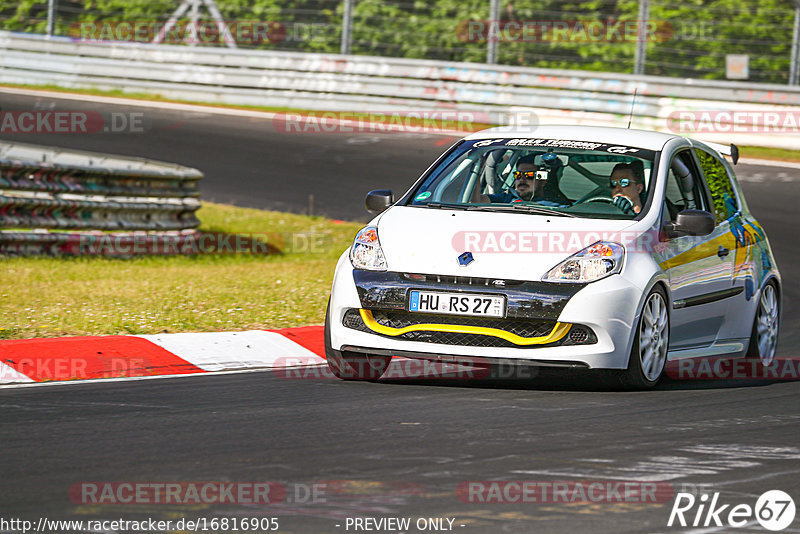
[{"xmin": 359, "ymin": 309, "xmax": 571, "ymax": 346}]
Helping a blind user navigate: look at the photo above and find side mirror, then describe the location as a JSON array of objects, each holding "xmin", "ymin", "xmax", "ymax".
[
  {"xmin": 365, "ymin": 189, "xmax": 393, "ymax": 214},
  {"xmin": 730, "ymin": 143, "xmax": 739, "ymax": 165},
  {"xmin": 662, "ymin": 209, "xmax": 715, "ymax": 238}
]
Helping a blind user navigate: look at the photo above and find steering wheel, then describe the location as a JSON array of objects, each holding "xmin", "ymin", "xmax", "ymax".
[{"xmin": 582, "ymin": 195, "xmax": 616, "ymax": 205}]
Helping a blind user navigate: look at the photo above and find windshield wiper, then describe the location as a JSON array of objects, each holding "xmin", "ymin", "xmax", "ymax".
[
  {"xmin": 423, "ymin": 202, "xmax": 469, "ymax": 210},
  {"xmin": 511, "ymin": 204, "xmax": 578, "ymax": 218},
  {"xmin": 480, "ymin": 204, "xmax": 578, "ymax": 218},
  {"xmin": 421, "ymin": 202, "xmax": 578, "ymax": 217}
]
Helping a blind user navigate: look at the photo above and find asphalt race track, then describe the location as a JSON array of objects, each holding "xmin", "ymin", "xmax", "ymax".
[{"xmin": 1, "ymin": 91, "xmax": 800, "ymax": 533}]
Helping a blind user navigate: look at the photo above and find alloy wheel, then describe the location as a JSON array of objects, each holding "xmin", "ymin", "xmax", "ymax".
[
  {"xmin": 755, "ymin": 284, "xmax": 779, "ymax": 366},
  {"xmin": 639, "ymin": 292, "xmax": 668, "ymax": 382}
]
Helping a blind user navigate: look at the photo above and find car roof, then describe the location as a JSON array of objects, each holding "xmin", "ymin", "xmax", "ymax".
[{"xmin": 464, "ymin": 125, "xmax": 678, "ymax": 152}]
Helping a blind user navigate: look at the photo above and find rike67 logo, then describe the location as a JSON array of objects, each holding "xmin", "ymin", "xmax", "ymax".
[{"xmin": 668, "ymin": 490, "xmax": 796, "ymax": 531}]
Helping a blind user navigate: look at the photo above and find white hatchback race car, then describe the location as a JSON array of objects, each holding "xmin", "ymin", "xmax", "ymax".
[{"xmin": 325, "ymin": 126, "xmax": 781, "ymax": 388}]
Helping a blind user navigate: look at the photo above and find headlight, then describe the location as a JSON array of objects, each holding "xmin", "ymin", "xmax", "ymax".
[
  {"xmin": 542, "ymin": 242, "xmax": 624, "ymax": 283},
  {"xmin": 349, "ymin": 226, "xmax": 387, "ymax": 271}
]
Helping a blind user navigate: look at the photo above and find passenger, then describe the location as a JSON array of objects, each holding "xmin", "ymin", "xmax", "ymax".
[{"xmin": 610, "ymin": 162, "xmax": 646, "ymax": 214}]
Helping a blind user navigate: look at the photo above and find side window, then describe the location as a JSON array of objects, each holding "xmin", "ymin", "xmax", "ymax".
[
  {"xmin": 663, "ymin": 150, "xmax": 704, "ymax": 222},
  {"xmin": 665, "ymin": 169, "xmax": 694, "ymax": 211},
  {"xmin": 694, "ymin": 148, "xmax": 738, "ymax": 223}
]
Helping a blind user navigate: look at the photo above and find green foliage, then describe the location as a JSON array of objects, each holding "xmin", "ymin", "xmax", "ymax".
[
  {"xmin": 0, "ymin": 0, "xmax": 53, "ymax": 33},
  {"xmin": 695, "ymin": 148, "xmax": 736, "ymax": 222},
  {"xmin": 0, "ymin": 0, "xmax": 794, "ymax": 82},
  {"xmin": 646, "ymin": 0, "xmax": 794, "ymax": 82}
]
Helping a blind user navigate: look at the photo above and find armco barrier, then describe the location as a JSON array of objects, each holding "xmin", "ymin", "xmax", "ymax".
[
  {"xmin": 1, "ymin": 31, "xmax": 799, "ymax": 149},
  {"xmin": 0, "ymin": 140, "xmax": 202, "ymax": 256}
]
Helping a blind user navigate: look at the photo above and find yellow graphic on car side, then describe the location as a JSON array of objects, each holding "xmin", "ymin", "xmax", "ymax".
[
  {"xmin": 658, "ymin": 216, "xmax": 769, "ymax": 301},
  {"xmin": 658, "ymin": 233, "xmax": 737, "ymax": 271}
]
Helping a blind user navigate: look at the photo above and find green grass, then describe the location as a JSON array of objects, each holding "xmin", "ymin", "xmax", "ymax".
[
  {"xmin": 0, "ymin": 202, "xmax": 362, "ymax": 339},
  {"xmin": 738, "ymin": 145, "xmax": 800, "ymax": 163}
]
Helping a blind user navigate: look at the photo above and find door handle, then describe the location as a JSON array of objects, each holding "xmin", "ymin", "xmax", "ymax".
[{"xmin": 718, "ymin": 246, "xmax": 730, "ymax": 258}]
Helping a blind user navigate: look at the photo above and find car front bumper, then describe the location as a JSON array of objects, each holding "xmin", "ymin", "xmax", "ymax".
[{"xmin": 329, "ymin": 253, "xmax": 645, "ymax": 370}]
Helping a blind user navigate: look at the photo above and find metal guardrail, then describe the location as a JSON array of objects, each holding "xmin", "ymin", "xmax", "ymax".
[
  {"xmin": 3, "ymin": 31, "xmax": 800, "ymax": 108},
  {"xmin": 0, "ymin": 31, "xmax": 799, "ymax": 148},
  {"xmin": 0, "ymin": 140, "xmax": 203, "ymax": 256}
]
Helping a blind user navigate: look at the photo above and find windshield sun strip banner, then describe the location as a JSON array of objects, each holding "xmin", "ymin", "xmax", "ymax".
[{"xmin": 468, "ymin": 138, "xmax": 655, "ymax": 158}]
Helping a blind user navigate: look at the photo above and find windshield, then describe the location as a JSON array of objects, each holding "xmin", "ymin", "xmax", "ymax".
[{"xmin": 406, "ymin": 138, "xmax": 657, "ymax": 219}]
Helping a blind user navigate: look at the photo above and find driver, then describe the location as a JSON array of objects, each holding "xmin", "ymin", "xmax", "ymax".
[
  {"xmin": 488, "ymin": 155, "xmax": 569, "ymax": 205},
  {"xmin": 511, "ymin": 156, "xmax": 540, "ymax": 201},
  {"xmin": 610, "ymin": 162, "xmax": 646, "ymax": 214}
]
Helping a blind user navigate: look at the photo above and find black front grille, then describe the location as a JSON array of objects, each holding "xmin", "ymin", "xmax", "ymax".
[
  {"xmin": 393, "ymin": 330, "xmax": 539, "ymax": 348},
  {"xmin": 373, "ymin": 310, "xmax": 556, "ymax": 338},
  {"xmin": 342, "ymin": 308, "xmax": 578, "ymax": 348}
]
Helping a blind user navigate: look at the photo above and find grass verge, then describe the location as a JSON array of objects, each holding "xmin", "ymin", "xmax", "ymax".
[
  {"xmin": 0, "ymin": 202, "xmax": 362, "ymax": 339},
  {"xmin": 738, "ymin": 146, "xmax": 800, "ymax": 163}
]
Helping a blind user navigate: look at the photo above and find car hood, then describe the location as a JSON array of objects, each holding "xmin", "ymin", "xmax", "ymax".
[{"xmin": 377, "ymin": 206, "xmax": 639, "ymax": 281}]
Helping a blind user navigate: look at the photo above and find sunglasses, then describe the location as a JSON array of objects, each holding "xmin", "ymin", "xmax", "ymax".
[
  {"xmin": 513, "ymin": 170, "xmax": 537, "ymax": 180},
  {"xmin": 610, "ymin": 178, "xmax": 632, "ymax": 188}
]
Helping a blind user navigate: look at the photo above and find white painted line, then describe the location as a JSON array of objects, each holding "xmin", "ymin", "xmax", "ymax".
[
  {"xmin": 712, "ymin": 468, "xmax": 800, "ymax": 488},
  {"xmin": 0, "ymin": 364, "xmax": 326, "ymax": 390},
  {"xmin": 0, "ymin": 86, "xmax": 283, "ymax": 119},
  {"xmin": 0, "ymin": 86, "xmax": 469, "ymax": 137},
  {"xmin": 510, "ymin": 468, "xmax": 686, "ymax": 482},
  {"xmin": 137, "ymin": 330, "xmax": 326, "ymax": 372},
  {"xmin": 0, "ymin": 361, "xmax": 34, "ymax": 384},
  {"xmin": 681, "ymin": 444, "xmax": 800, "ymax": 460}
]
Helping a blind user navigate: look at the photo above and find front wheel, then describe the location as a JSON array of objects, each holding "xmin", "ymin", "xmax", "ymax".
[
  {"xmin": 619, "ymin": 286, "xmax": 669, "ymax": 389},
  {"xmin": 746, "ymin": 281, "xmax": 780, "ymax": 367}
]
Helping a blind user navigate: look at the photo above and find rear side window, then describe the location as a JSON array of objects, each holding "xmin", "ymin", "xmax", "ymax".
[{"xmin": 695, "ymin": 148, "xmax": 738, "ymax": 223}]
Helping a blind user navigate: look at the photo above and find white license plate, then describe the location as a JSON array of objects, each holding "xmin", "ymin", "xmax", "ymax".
[{"xmin": 408, "ymin": 290, "xmax": 505, "ymax": 317}]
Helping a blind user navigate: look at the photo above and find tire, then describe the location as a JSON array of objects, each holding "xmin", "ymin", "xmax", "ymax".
[
  {"xmin": 745, "ymin": 281, "xmax": 780, "ymax": 367},
  {"xmin": 324, "ymin": 299, "xmax": 391, "ymax": 381},
  {"xmin": 618, "ymin": 285, "xmax": 670, "ymax": 390}
]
